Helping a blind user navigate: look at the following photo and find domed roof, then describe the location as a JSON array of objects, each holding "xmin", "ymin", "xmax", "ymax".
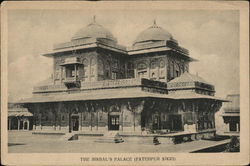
[
  {"xmin": 133, "ymin": 20, "xmax": 173, "ymax": 46},
  {"xmin": 71, "ymin": 17, "xmax": 117, "ymax": 42}
]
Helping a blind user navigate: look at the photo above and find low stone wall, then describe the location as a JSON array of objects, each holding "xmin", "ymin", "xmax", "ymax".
[{"xmin": 158, "ymin": 131, "xmax": 216, "ymax": 144}]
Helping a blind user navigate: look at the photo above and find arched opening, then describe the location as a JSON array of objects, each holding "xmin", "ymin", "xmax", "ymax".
[
  {"xmin": 24, "ymin": 121, "xmax": 28, "ymax": 130},
  {"xmin": 10, "ymin": 117, "xmax": 18, "ymax": 130}
]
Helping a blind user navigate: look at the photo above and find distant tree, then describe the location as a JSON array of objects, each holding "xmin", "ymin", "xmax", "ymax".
[{"xmin": 225, "ymin": 136, "xmax": 240, "ymax": 152}]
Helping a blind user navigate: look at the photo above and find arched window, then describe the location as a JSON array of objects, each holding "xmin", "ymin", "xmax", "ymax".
[
  {"xmin": 181, "ymin": 64, "xmax": 185, "ymax": 74},
  {"xmin": 82, "ymin": 59, "xmax": 89, "ymax": 81},
  {"xmin": 175, "ymin": 63, "xmax": 180, "ymax": 77},
  {"xmin": 105, "ymin": 61, "xmax": 111, "ymax": 78},
  {"xmin": 83, "ymin": 59, "xmax": 88, "ymax": 66},
  {"xmin": 159, "ymin": 60, "xmax": 165, "ymax": 78},
  {"xmin": 137, "ymin": 62, "xmax": 147, "ymax": 70},
  {"xmin": 150, "ymin": 60, "xmax": 158, "ymax": 79},
  {"xmin": 137, "ymin": 62, "xmax": 148, "ymax": 79},
  {"xmin": 150, "ymin": 61, "xmax": 157, "ymax": 69},
  {"xmin": 98, "ymin": 59, "xmax": 104, "ymax": 75},
  {"xmin": 127, "ymin": 62, "xmax": 134, "ymax": 78},
  {"xmin": 159, "ymin": 60, "xmax": 165, "ymax": 68},
  {"xmin": 90, "ymin": 58, "xmax": 95, "ymax": 66}
]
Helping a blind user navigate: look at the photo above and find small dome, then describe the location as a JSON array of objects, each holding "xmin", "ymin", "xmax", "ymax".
[
  {"xmin": 133, "ymin": 20, "xmax": 173, "ymax": 46},
  {"xmin": 71, "ymin": 17, "xmax": 117, "ymax": 42}
]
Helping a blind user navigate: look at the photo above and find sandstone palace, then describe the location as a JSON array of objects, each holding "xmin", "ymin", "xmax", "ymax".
[{"xmin": 15, "ymin": 17, "xmax": 226, "ymax": 141}]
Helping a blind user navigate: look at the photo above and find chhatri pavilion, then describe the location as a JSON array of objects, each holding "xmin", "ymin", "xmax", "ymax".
[{"xmin": 18, "ymin": 17, "xmax": 226, "ymax": 140}]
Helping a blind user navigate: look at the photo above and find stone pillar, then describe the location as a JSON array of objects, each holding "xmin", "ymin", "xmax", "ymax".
[
  {"xmin": 27, "ymin": 121, "xmax": 30, "ymax": 130},
  {"xmin": 121, "ymin": 110, "xmax": 123, "ymax": 131},
  {"xmin": 8, "ymin": 118, "xmax": 11, "ymax": 130},
  {"xmin": 134, "ymin": 65, "xmax": 137, "ymax": 78},
  {"xmin": 39, "ymin": 113, "xmax": 42, "ymax": 130},
  {"xmin": 74, "ymin": 64, "xmax": 77, "ymax": 80},
  {"xmin": 147, "ymin": 60, "xmax": 150, "ymax": 79},
  {"xmin": 236, "ymin": 123, "xmax": 239, "ymax": 132},
  {"xmin": 17, "ymin": 119, "xmax": 20, "ymax": 130},
  {"xmin": 69, "ymin": 112, "xmax": 72, "ymax": 133},
  {"xmin": 96, "ymin": 111, "xmax": 99, "ymax": 131},
  {"xmin": 22, "ymin": 121, "xmax": 25, "ymax": 130},
  {"xmin": 80, "ymin": 112, "xmax": 82, "ymax": 131}
]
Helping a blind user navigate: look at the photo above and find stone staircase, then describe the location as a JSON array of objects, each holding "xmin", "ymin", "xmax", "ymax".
[{"xmin": 95, "ymin": 131, "xmax": 124, "ymax": 143}]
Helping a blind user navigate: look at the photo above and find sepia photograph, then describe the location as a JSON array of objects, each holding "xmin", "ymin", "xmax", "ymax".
[{"xmin": 1, "ymin": 1, "xmax": 249, "ymax": 165}]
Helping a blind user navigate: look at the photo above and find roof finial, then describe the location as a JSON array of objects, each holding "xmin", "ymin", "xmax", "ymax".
[
  {"xmin": 153, "ymin": 19, "xmax": 156, "ymax": 25},
  {"xmin": 152, "ymin": 19, "xmax": 158, "ymax": 28}
]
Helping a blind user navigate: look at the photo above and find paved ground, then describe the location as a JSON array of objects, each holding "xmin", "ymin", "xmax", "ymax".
[{"xmin": 8, "ymin": 131, "xmax": 229, "ymax": 153}]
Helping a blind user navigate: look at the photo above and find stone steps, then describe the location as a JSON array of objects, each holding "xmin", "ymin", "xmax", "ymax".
[{"xmin": 61, "ymin": 132, "xmax": 78, "ymax": 141}]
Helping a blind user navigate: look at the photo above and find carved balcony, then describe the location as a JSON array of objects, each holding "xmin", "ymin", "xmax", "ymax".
[{"xmin": 63, "ymin": 77, "xmax": 81, "ymax": 89}]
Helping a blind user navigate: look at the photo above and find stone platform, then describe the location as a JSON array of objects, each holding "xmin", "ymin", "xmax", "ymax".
[{"xmin": 32, "ymin": 129, "xmax": 216, "ymax": 144}]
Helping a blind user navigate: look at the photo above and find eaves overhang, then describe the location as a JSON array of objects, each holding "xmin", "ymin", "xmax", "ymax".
[{"xmin": 43, "ymin": 42, "xmax": 127, "ymax": 57}]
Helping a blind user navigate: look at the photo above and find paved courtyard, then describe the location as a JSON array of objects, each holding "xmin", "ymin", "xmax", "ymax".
[{"xmin": 8, "ymin": 131, "xmax": 229, "ymax": 153}]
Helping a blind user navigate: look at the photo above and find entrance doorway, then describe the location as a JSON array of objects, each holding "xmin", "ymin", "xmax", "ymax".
[
  {"xmin": 152, "ymin": 115, "xmax": 161, "ymax": 130},
  {"xmin": 71, "ymin": 115, "xmax": 79, "ymax": 131},
  {"xmin": 108, "ymin": 115, "xmax": 119, "ymax": 130},
  {"xmin": 170, "ymin": 115, "xmax": 182, "ymax": 131}
]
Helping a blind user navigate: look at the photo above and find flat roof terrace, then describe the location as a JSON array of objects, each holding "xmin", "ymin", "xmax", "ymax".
[
  {"xmin": 21, "ymin": 78, "xmax": 225, "ymax": 104},
  {"xmin": 33, "ymin": 78, "xmax": 168, "ymax": 94}
]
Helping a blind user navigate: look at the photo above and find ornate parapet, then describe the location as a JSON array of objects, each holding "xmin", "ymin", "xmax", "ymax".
[
  {"xmin": 80, "ymin": 78, "xmax": 141, "ymax": 90},
  {"xmin": 80, "ymin": 78, "xmax": 167, "ymax": 93},
  {"xmin": 33, "ymin": 78, "xmax": 167, "ymax": 94}
]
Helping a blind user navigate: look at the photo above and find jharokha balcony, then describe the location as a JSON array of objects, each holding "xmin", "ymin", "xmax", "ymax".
[
  {"xmin": 33, "ymin": 78, "xmax": 167, "ymax": 94},
  {"xmin": 63, "ymin": 77, "xmax": 81, "ymax": 89}
]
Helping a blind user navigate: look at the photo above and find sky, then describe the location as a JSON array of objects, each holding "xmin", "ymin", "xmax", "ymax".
[{"xmin": 7, "ymin": 9, "xmax": 239, "ymax": 101}]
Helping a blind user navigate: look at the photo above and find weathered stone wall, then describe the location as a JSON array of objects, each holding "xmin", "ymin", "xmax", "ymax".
[
  {"xmin": 29, "ymin": 99, "xmax": 144, "ymax": 132},
  {"xmin": 97, "ymin": 49, "xmax": 126, "ymax": 81},
  {"xmin": 27, "ymin": 98, "xmax": 220, "ymax": 133}
]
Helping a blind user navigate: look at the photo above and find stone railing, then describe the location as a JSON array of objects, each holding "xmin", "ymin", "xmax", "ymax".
[
  {"xmin": 63, "ymin": 77, "xmax": 80, "ymax": 83},
  {"xmin": 33, "ymin": 78, "xmax": 168, "ymax": 93},
  {"xmin": 81, "ymin": 78, "xmax": 168, "ymax": 90},
  {"xmin": 167, "ymin": 82, "xmax": 195, "ymax": 89},
  {"xmin": 80, "ymin": 78, "xmax": 142, "ymax": 90},
  {"xmin": 33, "ymin": 84, "xmax": 67, "ymax": 93}
]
